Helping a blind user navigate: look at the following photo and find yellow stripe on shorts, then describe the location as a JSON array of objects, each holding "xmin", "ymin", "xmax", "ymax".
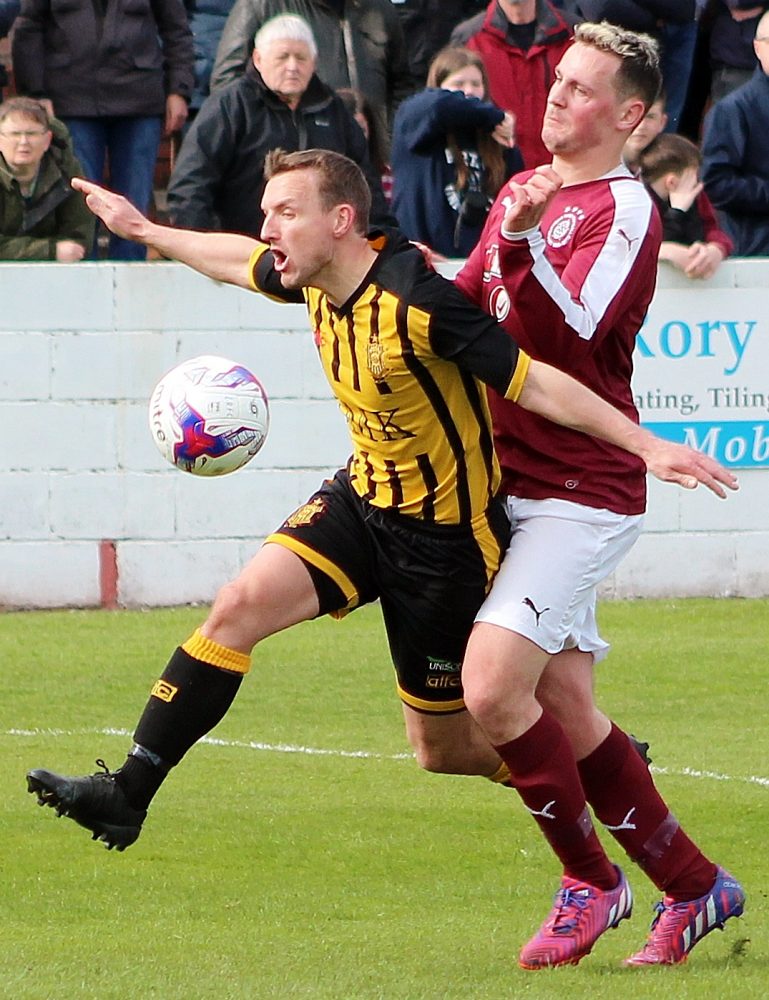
[
  {"xmin": 397, "ymin": 683, "xmax": 466, "ymax": 714},
  {"xmin": 265, "ymin": 533, "xmax": 360, "ymax": 610}
]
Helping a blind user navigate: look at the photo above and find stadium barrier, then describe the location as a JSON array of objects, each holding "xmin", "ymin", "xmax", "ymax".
[{"xmin": 1, "ymin": 258, "xmax": 767, "ymax": 608}]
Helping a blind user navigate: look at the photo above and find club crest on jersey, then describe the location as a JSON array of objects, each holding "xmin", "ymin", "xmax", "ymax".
[
  {"xmin": 284, "ymin": 496, "xmax": 325, "ymax": 528},
  {"xmin": 367, "ymin": 333, "xmax": 389, "ymax": 382},
  {"xmin": 546, "ymin": 205, "xmax": 585, "ymax": 248},
  {"xmin": 489, "ymin": 284, "xmax": 511, "ymax": 322}
]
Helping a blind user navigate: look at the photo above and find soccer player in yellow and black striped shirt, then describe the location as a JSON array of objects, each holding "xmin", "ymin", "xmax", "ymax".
[{"xmin": 27, "ymin": 150, "xmax": 734, "ymax": 852}]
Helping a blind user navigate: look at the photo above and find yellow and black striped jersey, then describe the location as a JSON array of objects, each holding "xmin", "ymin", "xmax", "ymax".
[{"xmin": 249, "ymin": 230, "xmax": 530, "ymax": 526}]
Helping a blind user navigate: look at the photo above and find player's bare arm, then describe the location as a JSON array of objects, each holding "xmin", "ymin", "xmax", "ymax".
[
  {"xmin": 519, "ymin": 359, "xmax": 738, "ymax": 498},
  {"xmin": 71, "ymin": 178, "xmax": 258, "ymax": 288},
  {"xmin": 502, "ymin": 165, "xmax": 563, "ymax": 233}
]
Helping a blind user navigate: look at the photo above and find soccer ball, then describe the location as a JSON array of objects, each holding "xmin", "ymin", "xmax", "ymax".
[{"xmin": 148, "ymin": 355, "xmax": 269, "ymax": 476}]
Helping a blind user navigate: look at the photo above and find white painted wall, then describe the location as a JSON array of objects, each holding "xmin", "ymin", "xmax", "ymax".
[{"xmin": 1, "ymin": 259, "xmax": 766, "ymax": 608}]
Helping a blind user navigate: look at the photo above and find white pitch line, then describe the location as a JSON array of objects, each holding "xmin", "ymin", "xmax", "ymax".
[
  {"xmin": 4, "ymin": 727, "xmax": 769, "ymax": 788},
  {"xmin": 651, "ymin": 764, "xmax": 769, "ymax": 790},
  {"xmin": 4, "ymin": 727, "xmax": 413, "ymax": 761}
]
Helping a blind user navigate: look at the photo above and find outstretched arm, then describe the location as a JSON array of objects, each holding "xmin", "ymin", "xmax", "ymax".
[
  {"xmin": 517, "ymin": 359, "xmax": 738, "ymax": 499},
  {"xmin": 71, "ymin": 178, "xmax": 258, "ymax": 288},
  {"xmin": 431, "ymin": 278, "xmax": 737, "ymax": 500}
]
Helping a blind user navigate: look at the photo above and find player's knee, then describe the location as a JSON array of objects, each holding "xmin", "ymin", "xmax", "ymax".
[
  {"xmin": 410, "ymin": 734, "xmax": 466, "ymax": 775},
  {"xmin": 210, "ymin": 578, "xmax": 253, "ymax": 624},
  {"xmin": 207, "ymin": 574, "xmax": 279, "ymax": 640},
  {"xmin": 460, "ymin": 673, "xmax": 500, "ymax": 730},
  {"xmin": 537, "ymin": 670, "xmax": 592, "ymax": 729}
]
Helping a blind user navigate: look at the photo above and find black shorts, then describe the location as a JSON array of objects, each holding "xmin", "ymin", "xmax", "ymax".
[{"xmin": 267, "ymin": 468, "xmax": 511, "ymax": 713}]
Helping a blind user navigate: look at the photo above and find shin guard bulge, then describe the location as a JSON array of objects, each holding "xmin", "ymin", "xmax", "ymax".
[{"xmin": 133, "ymin": 629, "xmax": 250, "ymax": 766}]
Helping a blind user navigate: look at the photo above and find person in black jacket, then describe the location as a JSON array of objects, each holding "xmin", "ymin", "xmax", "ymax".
[
  {"xmin": 638, "ymin": 130, "xmax": 731, "ymax": 277},
  {"xmin": 167, "ymin": 13, "xmax": 393, "ymax": 233},
  {"xmin": 388, "ymin": 0, "xmax": 487, "ymax": 85},
  {"xmin": 210, "ymin": 0, "xmax": 415, "ymax": 146},
  {"xmin": 12, "ymin": 0, "xmax": 194, "ymax": 259},
  {"xmin": 704, "ymin": 0, "xmax": 769, "ymax": 101}
]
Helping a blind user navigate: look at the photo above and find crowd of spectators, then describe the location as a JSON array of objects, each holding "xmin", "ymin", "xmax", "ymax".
[
  {"xmin": 0, "ymin": 0, "xmax": 768, "ymax": 263},
  {"xmin": 167, "ymin": 14, "xmax": 394, "ymax": 235},
  {"xmin": 391, "ymin": 45, "xmax": 522, "ymax": 256}
]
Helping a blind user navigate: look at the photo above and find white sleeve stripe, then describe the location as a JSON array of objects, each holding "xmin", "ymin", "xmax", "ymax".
[{"xmin": 523, "ymin": 180, "xmax": 654, "ymax": 342}]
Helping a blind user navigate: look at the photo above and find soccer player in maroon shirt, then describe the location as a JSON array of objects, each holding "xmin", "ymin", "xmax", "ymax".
[{"xmin": 455, "ymin": 22, "xmax": 745, "ymax": 970}]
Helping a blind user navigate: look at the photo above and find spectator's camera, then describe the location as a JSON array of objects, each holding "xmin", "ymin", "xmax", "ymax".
[{"xmin": 457, "ymin": 189, "xmax": 490, "ymax": 228}]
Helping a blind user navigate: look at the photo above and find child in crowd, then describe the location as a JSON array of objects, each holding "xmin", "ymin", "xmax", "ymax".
[
  {"xmin": 623, "ymin": 90, "xmax": 671, "ymax": 175},
  {"xmin": 390, "ymin": 46, "xmax": 523, "ymax": 258},
  {"xmin": 638, "ymin": 131, "xmax": 732, "ymax": 280}
]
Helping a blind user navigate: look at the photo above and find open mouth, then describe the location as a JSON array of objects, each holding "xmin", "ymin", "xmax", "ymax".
[{"xmin": 271, "ymin": 248, "xmax": 288, "ymax": 272}]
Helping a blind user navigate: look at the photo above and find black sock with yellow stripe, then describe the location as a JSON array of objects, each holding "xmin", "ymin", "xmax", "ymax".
[{"xmin": 115, "ymin": 629, "xmax": 250, "ymax": 810}]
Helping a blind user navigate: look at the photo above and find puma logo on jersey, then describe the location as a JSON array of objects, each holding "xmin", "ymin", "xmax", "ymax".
[
  {"xmin": 617, "ymin": 228, "xmax": 639, "ymax": 253},
  {"xmin": 522, "ymin": 596, "xmax": 550, "ymax": 625}
]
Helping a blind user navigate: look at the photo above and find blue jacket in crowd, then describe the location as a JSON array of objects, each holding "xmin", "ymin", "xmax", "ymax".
[
  {"xmin": 0, "ymin": 0, "xmax": 19, "ymax": 35},
  {"xmin": 391, "ymin": 87, "xmax": 523, "ymax": 258},
  {"xmin": 184, "ymin": 0, "xmax": 235, "ymax": 113},
  {"xmin": 702, "ymin": 66, "xmax": 769, "ymax": 256}
]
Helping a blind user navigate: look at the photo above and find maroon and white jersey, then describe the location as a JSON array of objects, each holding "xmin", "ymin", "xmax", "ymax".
[{"xmin": 456, "ymin": 165, "xmax": 661, "ymax": 515}]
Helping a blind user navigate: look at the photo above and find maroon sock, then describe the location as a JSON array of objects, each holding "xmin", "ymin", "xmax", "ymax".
[
  {"xmin": 578, "ymin": 723, "xmax": 717, "ymax": 900},
  {"xmin": 494, "ymin": 711, "xmax": 617, "ymax": 890}
]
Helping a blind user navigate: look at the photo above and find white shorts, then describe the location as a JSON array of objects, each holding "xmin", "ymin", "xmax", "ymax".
[{"xmin": 476, "ymin": 497, "xmax": 644, "ymax": 662}]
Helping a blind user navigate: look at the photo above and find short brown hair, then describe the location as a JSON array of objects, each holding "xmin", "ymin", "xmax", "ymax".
[
  {"xmin": 0, "ymin": 96, "xmax": 50, "ymax": 129},
  {"xmin": 263, "ymin": 148, "xmax": 371, "ymax": 234},
  {"xmin": 638, "ymin": 133, "xmax": 702, "ymax": 184},
  {"xmin": 574, "ymin": 22, "xmax": 661, "ymax": 110}
]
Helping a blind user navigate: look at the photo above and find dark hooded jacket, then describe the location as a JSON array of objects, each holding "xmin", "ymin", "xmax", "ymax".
[
  {"xmin": 167, "ymin": 60, "xmax": 394, "ymax": 234},
  {"xmin": 702, "ymin": 66, "xmax": 769, "ymax": 256},
  {"xmin": 391, "ymin": 86, "xmax": 523, "ymax": 257},
  {"xmin": 12, "ymin": 0, "xmax": 193, "ymax": 116},
  {"xmin": 210, "ymin": 0, "xmax": 414, "ymax": 141}
]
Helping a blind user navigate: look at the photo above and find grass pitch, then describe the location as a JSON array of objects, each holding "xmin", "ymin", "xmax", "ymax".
[{"xmin": 1, "ymin": 599, "xmax": 766, "ymax": 999}]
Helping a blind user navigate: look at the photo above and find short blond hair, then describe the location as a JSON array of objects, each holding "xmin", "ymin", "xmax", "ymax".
[{"xmin": 574, "ymin": 21, "xmax": 661, "ymax": 110}]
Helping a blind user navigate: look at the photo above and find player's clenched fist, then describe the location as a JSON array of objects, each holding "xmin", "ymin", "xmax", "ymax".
[{"xmin": 503, "ymin": 165, "xmax": 562, "ymax": 234}]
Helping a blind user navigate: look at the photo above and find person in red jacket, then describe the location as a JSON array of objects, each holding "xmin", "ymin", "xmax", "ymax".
[{"xmin": 450, "ymin": 0, "xmax": 578, "ymax": 169}]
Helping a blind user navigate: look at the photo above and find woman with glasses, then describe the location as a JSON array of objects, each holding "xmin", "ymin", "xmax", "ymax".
[{"xmin": 0, "ymin": 96, "xmax": 94, "ymax": 260}]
